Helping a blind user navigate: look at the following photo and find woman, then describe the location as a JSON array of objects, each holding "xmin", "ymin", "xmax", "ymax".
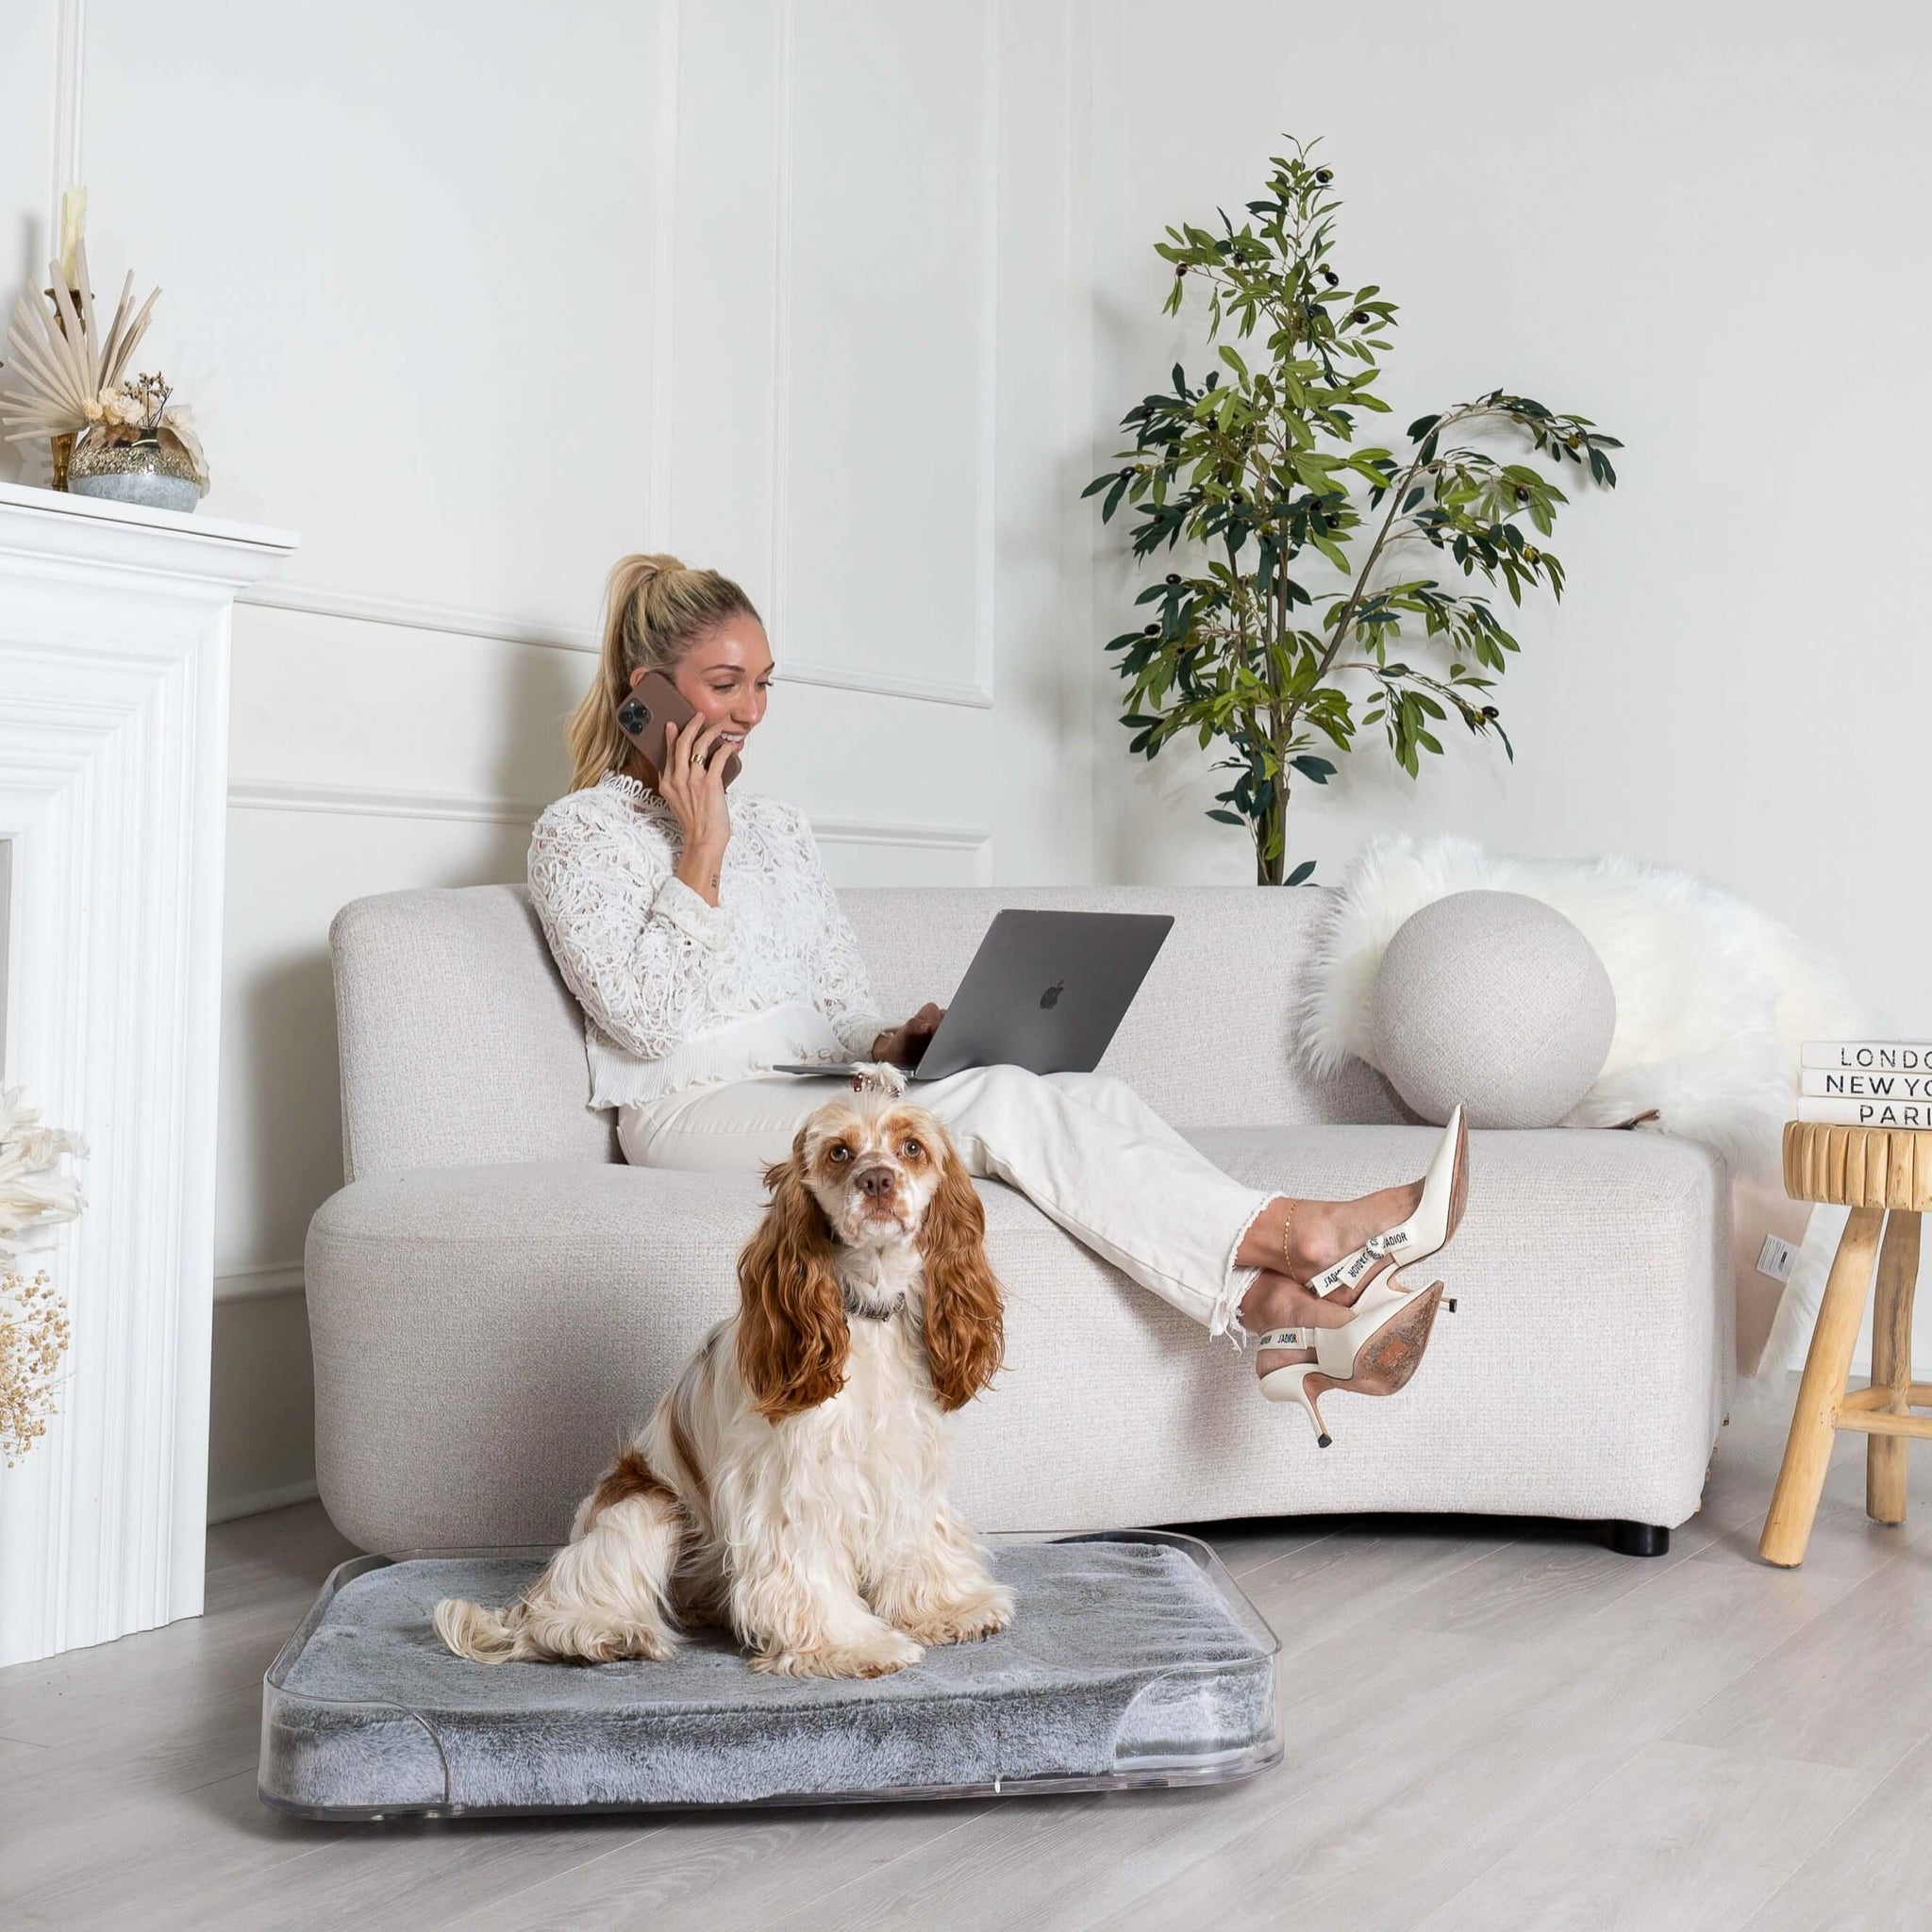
[{"xmin": 528, "ymin": 554, "xmax": 1465, "ymax": 1441}]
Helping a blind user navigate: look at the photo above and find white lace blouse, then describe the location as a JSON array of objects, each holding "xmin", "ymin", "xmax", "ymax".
[{"xmin": 526, "ymin": 773, "xmax": 891, "ymax": 1108}]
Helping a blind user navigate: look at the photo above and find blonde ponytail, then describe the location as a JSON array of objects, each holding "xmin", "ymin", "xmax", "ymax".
[{"xmin": 565, "ymin": 553, "xmax": 761, "ymax": 792}]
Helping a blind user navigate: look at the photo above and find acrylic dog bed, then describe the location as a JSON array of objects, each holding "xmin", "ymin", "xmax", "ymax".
[{"xmin": 258, "ymin": 1530, "xmax": 1280, "ymax": 1820}]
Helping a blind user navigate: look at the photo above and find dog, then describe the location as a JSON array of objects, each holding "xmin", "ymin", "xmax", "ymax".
[{"xmin": 433, "ymin": 1065, "xmax": 1012, "ymax": 1679}]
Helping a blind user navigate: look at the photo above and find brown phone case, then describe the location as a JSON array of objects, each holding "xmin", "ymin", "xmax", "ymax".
[{"xmin": 615, "ymin": 670, "xmax": 742, "ymax": 789}]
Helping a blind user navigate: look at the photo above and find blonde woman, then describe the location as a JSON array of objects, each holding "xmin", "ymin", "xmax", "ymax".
[{"xmin": 527, "ymin": 554, "xmax": 1467, "ymax": 1441}]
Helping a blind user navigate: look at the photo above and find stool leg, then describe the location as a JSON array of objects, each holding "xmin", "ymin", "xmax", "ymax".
[
  {"xmin": 1760, "ymin": 1206, "xmax": 1886, "ymax": 1567},
  {"xmin": 1867, "ymin": 1210, "xmax": 1921, "ymax": 1526}
]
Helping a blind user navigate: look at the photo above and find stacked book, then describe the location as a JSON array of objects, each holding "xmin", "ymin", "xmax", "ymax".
[{"xmin": 1798, "ymin": 1041, "xmax": 1932, "ymax": 1128}]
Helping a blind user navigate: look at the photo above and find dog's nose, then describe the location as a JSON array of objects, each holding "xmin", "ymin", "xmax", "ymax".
[{"xmin": 856, "ymin": 1166, "xmax": 896, "ymax": 1200}]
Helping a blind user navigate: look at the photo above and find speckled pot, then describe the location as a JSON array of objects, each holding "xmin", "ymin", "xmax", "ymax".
[{"xmin": 67, "ymin": 427, "xmax": 202, "ymax": 513}]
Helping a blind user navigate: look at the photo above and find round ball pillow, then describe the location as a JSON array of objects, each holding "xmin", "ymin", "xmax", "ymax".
[{"xmin": 1370, "ymin": 890, "xmax": 1616, "ymax": 1128}]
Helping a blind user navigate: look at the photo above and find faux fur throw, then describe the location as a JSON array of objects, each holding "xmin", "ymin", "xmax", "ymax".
[{"xmin": 1299, "ymin": 834, "xmax": 1866, "ymax": 1179}]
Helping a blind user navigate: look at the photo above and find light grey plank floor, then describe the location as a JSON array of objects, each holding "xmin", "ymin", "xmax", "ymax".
[{"xmin": 5, "ymin": 1394, "xmax": 1932, "ymax": 1932}]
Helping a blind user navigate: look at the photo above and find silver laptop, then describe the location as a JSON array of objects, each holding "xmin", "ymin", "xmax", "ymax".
[{"xmin": 774, "ymin": 908, "xmax": 1174, "ymax": 1082}]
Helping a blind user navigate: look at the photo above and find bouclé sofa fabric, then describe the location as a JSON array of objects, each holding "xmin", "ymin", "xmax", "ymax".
[{"xmin": 310, "ymin": 883, "xmax": 1731, "ymax": 1551}]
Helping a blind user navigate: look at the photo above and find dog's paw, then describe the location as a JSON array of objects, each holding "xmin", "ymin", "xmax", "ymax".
[
  {"xmin": 601, "ymin": 1622, "xmax": 676, "ymax": 1663},
  {"xmin": 896, "ymin": 1585, "xmax": 1015, "ymax": 1647},
  {"xmin": 850, "ymin": 1060, "xmax": 908, "ymax": 1097},
  {"xmin": 753, "ymin": 1628, "xmax": 924, "ymax": 1679},
  {"xmin": 545, "ymin": 1618, "xmax": 675, "ymax": 1664}
]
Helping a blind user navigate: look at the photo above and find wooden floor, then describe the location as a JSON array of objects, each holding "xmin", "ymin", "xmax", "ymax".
[{"xmin": 6, "ymin": 1394, "xmax": 1932, "ymax": 1931}]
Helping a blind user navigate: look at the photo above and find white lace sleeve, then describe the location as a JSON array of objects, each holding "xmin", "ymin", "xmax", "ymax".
[
  {"xmin": 526, "ymin": 799, "xmax": 750, "ymax": 1061},
  {"xmin": 791, "ymin": 810, "xmax": 891, "ymax": 1058}
]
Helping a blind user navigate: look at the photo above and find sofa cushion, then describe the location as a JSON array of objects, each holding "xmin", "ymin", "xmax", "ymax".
[
  {"xmin": 840, "ymin": 884, "xmax": 1402, "ymax": 1130},
  {"xmin": 328, "ymin": 882, "xmax": 1404, "ymax": 1182},
  {"xmin": 331, "ymin": 887, "xmax": 621, "ymax": 1180},
  {"xmin": 307, "ymin": 1124, "xmax": 1729, "ymax": 1550}
]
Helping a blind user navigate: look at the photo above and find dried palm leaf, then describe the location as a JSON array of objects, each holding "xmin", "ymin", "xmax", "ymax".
[{"xmin": 0, "ymin": 242, "xmax": 159, "ymax": 443}]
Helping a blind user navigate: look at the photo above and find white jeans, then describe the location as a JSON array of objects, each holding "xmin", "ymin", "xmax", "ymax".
[{"xmin": 618, "ymin": 1066, "xmax": 1283, "ymax": 1338}]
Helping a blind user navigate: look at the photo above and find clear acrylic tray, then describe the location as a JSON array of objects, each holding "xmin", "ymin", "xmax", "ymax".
[{"xmin": 259, "ymin": 1528, "xmax": 1281, "ymax": 1821}]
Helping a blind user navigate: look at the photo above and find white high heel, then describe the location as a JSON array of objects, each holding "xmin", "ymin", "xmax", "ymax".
[
  {"xmin": 1256, "ymin": 1282, "xmax": 1457, "ymax": 1446},
  {"xmin": 1253, "ymin": 1104, "xmax": 1471, "ymax": 1444},
  {"xmin": 1304, "ymin": 1105, "xmax": 1469, "ymax": 1301}
]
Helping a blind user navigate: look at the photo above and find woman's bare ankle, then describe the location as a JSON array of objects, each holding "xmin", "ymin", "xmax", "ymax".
[
  {"xmin": 1236, "ymin": 1197, "xmax": 1348, "ymax": 1277},
  {"xmin": 1238, "ymin": 1269, "xmax": 1356, "ymax": 1338},
  {"xmin": 1237, "ymin": 1179, "xmax": 1426, "ymax": 1284},
  {"xmin": 1288, "ymin": 1201, "xmax": 1352, "ymax": 1279}
]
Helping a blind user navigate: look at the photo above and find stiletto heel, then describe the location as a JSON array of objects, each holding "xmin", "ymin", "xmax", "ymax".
[
  {"xmin": 1256, "ymin": 1282, "xmax": 1451, "ymax": 1444},
  {"xmin": 1306, "ymin": 1104, "xmax": 1469, "ymax": 1302},
  {"xmin": 1261, "ymin": 1363, "xmax": 1335, "ymax": 1448}
]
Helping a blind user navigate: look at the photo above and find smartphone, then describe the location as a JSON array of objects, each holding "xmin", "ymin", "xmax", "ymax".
[{"xmin": 615, "ymin": 670, "xmax": 741, "ymax": 789}]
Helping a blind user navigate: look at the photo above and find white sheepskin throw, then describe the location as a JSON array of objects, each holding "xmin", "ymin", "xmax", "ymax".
[{"xmin": 1299, "ymin": 833, "xmax": 1866, "ymax": 1179}]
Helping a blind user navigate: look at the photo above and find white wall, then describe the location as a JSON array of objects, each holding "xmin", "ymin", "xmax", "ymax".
[
  {"xmin": 5, "ymin": 2, "xmax": 1926, "ymax": 1519},
  {"xmin": 1087, "ymin": 0, "xmax": 1932, "ymax": 1041}
]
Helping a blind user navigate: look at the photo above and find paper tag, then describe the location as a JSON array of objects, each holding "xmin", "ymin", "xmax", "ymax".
[{"xmin": 1757, "ymin": 1233, "xmax": 1798, "ymax": 1283}]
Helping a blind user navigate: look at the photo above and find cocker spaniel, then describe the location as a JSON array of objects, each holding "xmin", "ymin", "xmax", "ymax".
[{"xmin": 434, "ymin": 1065, "xmax": 1011, "ymax": 1679}]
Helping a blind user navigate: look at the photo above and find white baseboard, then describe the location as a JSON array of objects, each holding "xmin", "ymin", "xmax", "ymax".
[{"xmin": 208, "ymin": 1478, "xmax": 321, "ymax": 1524}]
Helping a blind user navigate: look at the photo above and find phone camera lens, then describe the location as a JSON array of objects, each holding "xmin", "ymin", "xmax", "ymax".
[{"xmin": 618, "ymin": 701, "xmax": 650, "ymax": 732}]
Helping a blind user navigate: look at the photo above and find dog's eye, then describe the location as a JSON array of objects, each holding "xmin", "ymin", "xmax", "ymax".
[
  {"xmin": 829, "ymin": 1144, "xmax": 853, "ymax": 1163},
  {"xmin": 901, "ymin": 1139, "xmax": 924, "ymax": 1160}
]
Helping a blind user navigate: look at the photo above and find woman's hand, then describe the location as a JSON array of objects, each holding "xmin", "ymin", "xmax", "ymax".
[
  {"xmin": 658, "ymin": 716, "xmax": 735, "ymax": 905},
  {"xmin": 871, "ymin": 1003, "xmax": 946, "ymax": 1068}
]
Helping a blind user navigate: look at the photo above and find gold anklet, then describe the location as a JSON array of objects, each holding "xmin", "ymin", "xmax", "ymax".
[{"xmin": 1279, "ymin": 1198, "xmax": 1296, "ymax": 1277}]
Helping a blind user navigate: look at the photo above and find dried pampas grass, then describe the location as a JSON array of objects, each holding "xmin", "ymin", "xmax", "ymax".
[{"xmin": 0, "ymin": 241, "xmax": 160, "ymax": 445}]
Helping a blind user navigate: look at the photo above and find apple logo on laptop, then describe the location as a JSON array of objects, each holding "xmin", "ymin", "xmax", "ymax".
[{"xmin": 1040, "ymin": 979, "xmax": 1064, "ymax": 1009}]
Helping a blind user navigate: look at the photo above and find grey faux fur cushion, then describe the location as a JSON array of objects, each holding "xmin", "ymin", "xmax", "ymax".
[{"xmin": 261, "ymin": 1538, "xmax": 1276, "ymax": 1816}]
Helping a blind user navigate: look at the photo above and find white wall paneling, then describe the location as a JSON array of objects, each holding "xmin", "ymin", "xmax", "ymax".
[
  {"xmin": 231, "ymin": 581, "xmax": 998, "ymax": 708},
  {"xmin": 227, "ymin": 775, "xmax": 991, "ymax": 855},
  {"xmin": 771, "ymin": 1, "xmax": 1001, "ymax": 709},
  {"xmin": 0, "ymin": 484, "xmax": 296, "ymax": 1665},
  {"xmin": 0, "ymin": 0, "xmax": 1081, "ymax": 1524}
]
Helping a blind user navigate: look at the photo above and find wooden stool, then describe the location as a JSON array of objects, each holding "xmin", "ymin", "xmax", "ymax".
[{"xmin": 1759, "ymin": 1123, "xmax": 1932, "ymax": 1567}]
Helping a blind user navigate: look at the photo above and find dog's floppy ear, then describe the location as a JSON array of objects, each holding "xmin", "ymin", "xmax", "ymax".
[
  {"xmin": 917, "ymin": 1133, "xmax": 1004, "ymax": 1412},
  {"xmin": 736, "ymin": 1134, "xmax": 849, "ymax": 1421}
]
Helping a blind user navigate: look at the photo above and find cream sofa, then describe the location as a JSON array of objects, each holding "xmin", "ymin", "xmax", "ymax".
[{"xmin": 307, "ymin": 883, "xmax": 1732, "ymax": 1557}]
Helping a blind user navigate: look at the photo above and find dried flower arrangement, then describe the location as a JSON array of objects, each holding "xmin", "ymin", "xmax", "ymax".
[
  {"xmin": 80, "ymin": 371, "xmax": 208, "ymax": 489},
  {"xmin": 0, "ymin": 242, "xmax": 159, "ymax": 445},
  {"xmin": 0, "ymin": 1089, "xmax": 87, "ymax": 1468},
  {"xmin": 86, "ymin": 373, "xmax": 164, "ymax": 433}
]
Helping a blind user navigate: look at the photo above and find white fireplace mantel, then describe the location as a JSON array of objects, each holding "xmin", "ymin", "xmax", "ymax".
[{"xmin": 0, "ymin": 479, "xmax": 298, "ymax": 1666}]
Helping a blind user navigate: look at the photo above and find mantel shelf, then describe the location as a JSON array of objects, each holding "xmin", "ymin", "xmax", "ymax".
[{"xmin": 0, "ymin": 478, "xmax": 298, "ymax": 582}]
